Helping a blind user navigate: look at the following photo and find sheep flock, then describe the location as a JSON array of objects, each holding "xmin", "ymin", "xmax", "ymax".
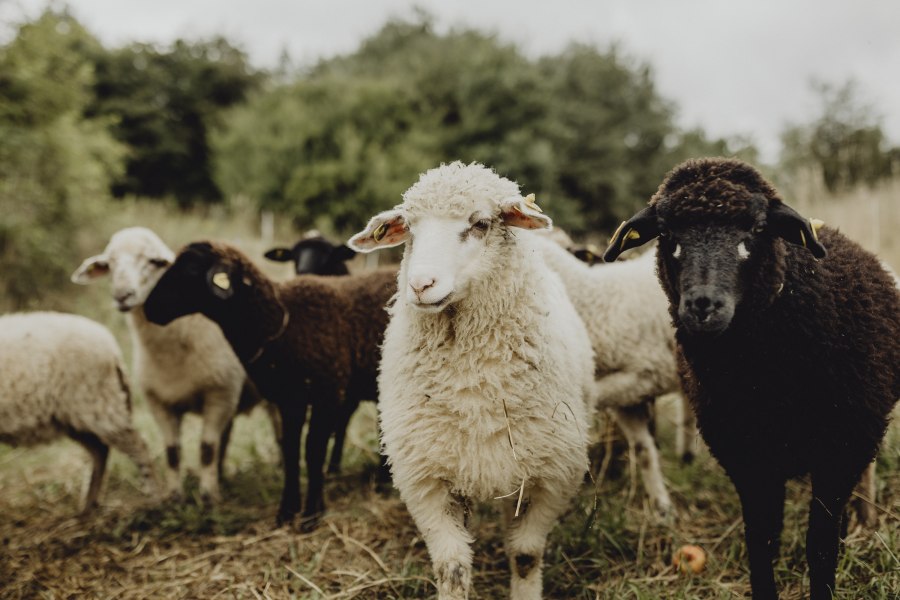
[{"xmin": 1, "ymin": 158, "xmax": 898, "ymax": 599}]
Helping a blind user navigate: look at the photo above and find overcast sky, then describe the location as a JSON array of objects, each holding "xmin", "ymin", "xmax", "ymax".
[{"xmin": 3, "ymin": 0, "xmax": 899, "ymax": 163}]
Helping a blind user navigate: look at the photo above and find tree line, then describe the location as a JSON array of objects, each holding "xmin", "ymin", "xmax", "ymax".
[{"xmin": 1, "ymin": 8, "xmax": 897, "ymax": 308}]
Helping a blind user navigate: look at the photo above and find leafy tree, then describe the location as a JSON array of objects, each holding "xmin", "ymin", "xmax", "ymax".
[
  {"xmin": 0, "ymin": 9, "xmax": 123, "ymax": 309},
  {"xmin": 213, "ymin": 14, "xmax": 752, "ymax": 235},
  {"xmin": 89, "ymin": 37, "xmax": 262, "ymax": 206},
  {"xmin": 780, "ymin": 80, "xmax": 897, "ymax": 191}
]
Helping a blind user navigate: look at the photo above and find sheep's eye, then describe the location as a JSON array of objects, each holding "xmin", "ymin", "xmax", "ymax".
[
  {"xmin": 471, "ymin": 219, "xmax": 490, "ymax": 232},
  {"xmin": 752, "ymin": 223, "xmax": 765, "ymax": 234},
  {"xmin": 149, "ymin": 258, "xmax": 170, "ymax": 269}
]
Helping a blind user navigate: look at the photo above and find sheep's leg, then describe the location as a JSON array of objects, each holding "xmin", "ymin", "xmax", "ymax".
[
  {"xmin": 71, "ymin": 431, "xmax": 109, "ymax": 513},
  {"xmin": 403, "ymin": 479, "xmax": 473, "ymax": 600},
  {"xmin": 218, "ymin": 420, "xmax": 233, "ymax": 482},
  {"xmin": 611, "ymin": 403, "xmax": 673, "ymax": 518},
  {"xmin": 503, "ymin": 485, "xmax": 570, "ymax": 600},
  {"xmin": 327, "ymin": 399, "xmax": 357, "ymax": 475},
  {"xmin": 198, "ymin": 393, "xmax": 237, "ymax": 502},
  {"xmin": 104, "ymin": 427, "xmax": 157, "ymax": 496},
  {"xmin": 146, "ymin": 397, "xmax": 183, "ymax": 498},
  {"xmin": 276, "ymin": 401, "xmax": 306, "ymax": 526},
  {"xmin": 808, "ymin": 470, "xmax": 856, "ymax": 600},
  {"xmin": 675, "ymin": 394, "xmax": 698, "ymax": 464},
  {"xmin": 264, "ymin": 402, "xmax": 284, "ymax": 465},
  {"xmin": 733, "ymin": 476, "xmax": 785, "ymax": 600},
  {"xmin": 301, "ymin": 400, "xmax": 339, "ymax": 531},
  {"xmin": 851, "ymin": 460, "xmax": 877, "ymax": 528}
]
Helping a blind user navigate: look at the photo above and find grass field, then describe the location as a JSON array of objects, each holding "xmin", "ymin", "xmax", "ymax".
[{"xmin": 1, "ymin": 181, "xmax": 899, "ymax": 599}]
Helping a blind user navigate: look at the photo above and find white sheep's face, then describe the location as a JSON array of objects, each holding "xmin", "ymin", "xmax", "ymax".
[
  {"xmin": 349, "ymin": 196, "xmax": 552, "ymax": 313},
  {"xmin": 72, "ymin": 227, "xmax": 175, "ymax": 312}
]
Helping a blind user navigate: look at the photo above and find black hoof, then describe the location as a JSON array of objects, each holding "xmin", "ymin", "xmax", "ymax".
[{"xmin": 299, "ymin": 512, "xmax": 322, "ymax": 533}]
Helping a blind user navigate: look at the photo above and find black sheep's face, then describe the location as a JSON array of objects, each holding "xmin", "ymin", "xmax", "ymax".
[
  {"xmin": 603, "ymin": 197, "xmax": 827, "ymax": 337},
  {"xmin": 264, "ymin": 238, "xmax": 355, "ymax": 276},
  {"xmin": 658, "ymin": 223, "xmax": 753, "ymax": 334},
  {"xmin": 144, "ymin": 242, "xmax": 236, "ymax": 325}
]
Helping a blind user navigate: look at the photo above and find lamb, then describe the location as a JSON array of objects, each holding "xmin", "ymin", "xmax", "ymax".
[
  {"xmin": 603, "ymin": 157, "xmax": 900, "ymax": 600},
  {"xmin": 348, "ymin": 161, "xmax": 593, "ymax": 600},
  {"xmin": 142, "ymin": 241, "xmax": 397, "ymax": 530},
  {"xmin": 0, "ymin": 312, "xmax": 154, "ymax": 512},
  {"xmin": 72, "ymin": 227, "xmax": 274, "ymax": 502},
  {"xmin": 264, "ymin": 231, "xmax": 356, "ymax": 276},
  {"xmin": 533, "ymin": 234, "xmax": 689, "ymax": 516}
]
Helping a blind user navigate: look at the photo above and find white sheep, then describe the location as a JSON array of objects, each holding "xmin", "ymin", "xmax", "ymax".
[
  {"xmin": 532, "ymin": 236, "xmax": 684, "ymax": 516},
  {"xmin": 72, "ymin": 227, "xmax": 274, "ymax": 501},
  {"xmin": 349, "ymin": 161, "xmax": 593, "ymax": 600},
  {"xmin": 0, "ymin": 311, "xmax": 154, "ymax": 512}
]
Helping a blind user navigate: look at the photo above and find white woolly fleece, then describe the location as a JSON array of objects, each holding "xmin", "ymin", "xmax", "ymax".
[
  {"xmin": 381, "ymin": 163, "xmax": 592, "ymax": 500},
  {"xmin": 532, "ymin": 237, "xmax": 678, "ymax": 404},
  {"xmin": 0, "ymin": 311, "xmax": 143, "ymax": 450}
]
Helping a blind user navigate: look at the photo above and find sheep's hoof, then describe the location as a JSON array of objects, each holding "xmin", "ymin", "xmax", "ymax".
[
  {"xmin": 299, "ymin": 512, "xmax": 323, "ymax": 533},
  {"xmin": 436, "ymin": 561, "xmax": 470, "ymax": 599},
  {"xmin": 652, "ymin": 500, "xmax": 676, "ymax": 524},
  {"xmin": 199, "ymin": 487, "xmax": 221, "ymax": 506},
  {"xmin": 276, "ymin": 505, "xmax": 299, "ymax": 527}
]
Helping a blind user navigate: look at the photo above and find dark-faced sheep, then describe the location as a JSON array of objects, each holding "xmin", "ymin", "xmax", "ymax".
[
  {"xmin": 264, "ymin": 232, "xmax": 356, "ymax": 276},
  {"xmin": 604, "ymin": 157, "xmax": 900, "ymax": 600},
  {"xmin": 143, "ymin": 241, "xmax": 396, "ymax": 530}
]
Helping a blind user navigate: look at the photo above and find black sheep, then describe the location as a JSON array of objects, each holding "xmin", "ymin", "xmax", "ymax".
[
  {"xmin": 604, "ymin": 157, "xmax": 900, "ymax": 599},
  {"xmin": 264, "ymin": 233, "xmax": 356, "ymax": 276},
  {"xmin": 144, "ymin": 241, "xmax": 396, "ymax": 530}
]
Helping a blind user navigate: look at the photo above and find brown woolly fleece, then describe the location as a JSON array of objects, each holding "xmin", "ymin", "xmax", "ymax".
[
  {"xmin": 650, "ymin": 157, "xmax": 782, "ymax": 224},
  {"xmin": 143, "ymin": 241, "xmax": 397, "ymax": 529}
]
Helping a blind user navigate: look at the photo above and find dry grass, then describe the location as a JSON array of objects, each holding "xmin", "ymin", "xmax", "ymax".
[
  {"xmin": 2, "ymin": 186, "xmax": 900, "ymax": 599},
  {"xmin": 1, "ymin": 398, "xmax": 897, "ymax": 599}
]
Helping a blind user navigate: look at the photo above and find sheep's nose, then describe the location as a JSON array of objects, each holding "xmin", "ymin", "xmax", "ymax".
[
  {"xmin": 115, "ymin": 290, "xmax": 135, "ymax": 304},
  {"xmin": 684, "ymin": 289, "xmax": 723, "ymax": 322},
  {"xmin": 409, "ymin": 276, "xmax": 436, "ymax": 296}
]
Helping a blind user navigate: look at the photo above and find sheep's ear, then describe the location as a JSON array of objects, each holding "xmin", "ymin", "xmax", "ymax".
[
  {"xmin": 348, "ymin": 209, "xmax": 408, "ymax": 252},
  {"xmin": 332, "ymin": 244, "xmax": 357, "ymax": 262},
  {"xmin": 571, "ymin": 246, "xmax": 599, "ymax": 265},
  {"xmin": 602, "ymin": 205, "xmax": 659, "ymax": 262},
  {"xmin": 767, "ymin": 202, "xmax": 827, "ymax": 259},
  {"xmin": 206, "ymin": 265, "xmax": 235, "ymax": 300},
  {"xmin": 499, "ymin": 194, "xmax": 552, "ymax": 230},
  {"xmin": 264, "ymin": 247, "xmax": 293, "ymax": 262},
  {"xmin": 71, "ymin": 255, "xmax": 110, "ymax": 284}
]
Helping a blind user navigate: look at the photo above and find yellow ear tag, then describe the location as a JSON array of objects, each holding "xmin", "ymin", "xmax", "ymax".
[
  {"xmin": 799, "ymin": 228, "xmax": 807, "ymax": 248},
  {"xmin": 610, "ymin": 221, "xmax": 628, "ymax": 245},
  {"xmin": 373, "ymin": 222, "xmax": 388, "ymax": 242},
  {"xmin": 809, "ymin": 218, "xmax": 824, "ymax": 241},
  {"xmin": 212, "ymin": 272, "xmax": 231, "ymax": 290},
  {"xmin": 523, "ymin": 193, "xmax": 543, "ymax": 213}
]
